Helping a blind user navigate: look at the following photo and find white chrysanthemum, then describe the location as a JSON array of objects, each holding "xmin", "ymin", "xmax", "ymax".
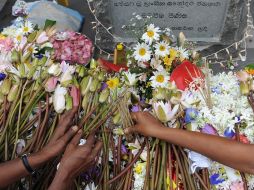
[
  {"xmin": 154, "ymin": 41, "xmax": 170, "ymax": 57},
  {"xmin": 150, "ymin": 70, "xmax": 170, "ymax": 88},
  {"xmin": 20, "ymin": 21, "xmax": 34, "ymax": 35},
  {"xmin": 133, "ymin": 43, "xmax": 151, "ymax": 62},
  {"xmin": 178, "ymin": 47, "xmax": 189, "ymax": 59},
  {"xmin": 141, "ymin": 24, "xmax": 160, "ymax": 44}
]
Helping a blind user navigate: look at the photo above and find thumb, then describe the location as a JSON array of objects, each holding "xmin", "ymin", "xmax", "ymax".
[{"xmin": 124, "ymin": 126, "xmax": 138, "ymax": 135}]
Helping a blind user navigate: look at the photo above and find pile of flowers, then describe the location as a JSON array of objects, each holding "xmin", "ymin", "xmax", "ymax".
[{"xmin": 1, "ymin": 16, "xmax": 254, "ymax": 190}]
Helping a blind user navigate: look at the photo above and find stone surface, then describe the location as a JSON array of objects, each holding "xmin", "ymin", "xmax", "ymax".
[
  {"xmin": 0, "ymin": 0, "xmax": 7, "ymax": 11},
  {"xmin": 94, "ymin": 0, "xmax": 248, "ymax": 53}
]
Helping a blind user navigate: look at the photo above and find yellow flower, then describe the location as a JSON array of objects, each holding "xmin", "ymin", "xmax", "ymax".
[
  {"xmin": 169, "ymin": 48, "xmax": 178, "ymax": 59},
  {"xmin": 116, "ymin": 43, "xmax": 124, "ymax": 51},
  {"xmin": 106, "ymin": 78, "xmax": 119, "ymax": 89},
  {"xmin": 166, "ymin": 176, "xmax": 177, "ymax": 189},
  {"xmin": 163, "ymin": 56, "xmax": 173, "ymax": 67},
  {"xmin": 134, "ymin": 162, "xmax": 145, "ymax": 174},
  {"xmin": 0, "ymin": 34, "xmax": 6, "ymax": 40}
]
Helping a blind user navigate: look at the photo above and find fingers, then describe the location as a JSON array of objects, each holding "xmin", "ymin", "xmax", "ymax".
[
  {"xmin": 124, "ymin": 125, "xmax": 138, "ymax": 135},
  {"xmin": 69, "ymin": 129, "xmax": 83, "ymax": 146},
  {"xmin": 60, "ymin": 126, "xmax": 79, "ymax": 145},
  {"xmin": 130, "ymin": 112, "xmax": 138, "ymax": 123},
  {"xmin": 90, "ymin": 141, "xmax": 103, "ymax": 159},
  {"xmin": 85, "ymin": 132, "xmax": 96, "ymax": 146}
]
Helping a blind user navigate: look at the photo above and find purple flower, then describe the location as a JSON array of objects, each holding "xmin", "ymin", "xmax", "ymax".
[
  {"xmin": 0, "ymin": 73, "xmax": 6, "ymax": 81},
  {"xmin": 121, "ymin": 144, "xmax": 128, "ymax": 154},
  {"xmin": 131, "ymin": 105, "xmax": 140, "ymax": 112},
  {"xmin": 210, "ymin": 173, "xmax": 225, "ymax": 185},
  {"xmin": 184, "ymin": 108, "xmax": 198, "ymax": 123},
  {"xmin": 100, "ymin": 82, "xmax": 108, "ymax": 91},
  {"xmin": 224, "ymin": 127, "xmax": 235, "ymax": 138},
  {"xmin": 201, "ymin": 124, "xmax": 218, "ymax": 136}
]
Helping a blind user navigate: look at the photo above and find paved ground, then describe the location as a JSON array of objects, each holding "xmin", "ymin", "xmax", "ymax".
[{"xmin": 0, "ymin": 0, "xmax": 254, "ymax": 73}]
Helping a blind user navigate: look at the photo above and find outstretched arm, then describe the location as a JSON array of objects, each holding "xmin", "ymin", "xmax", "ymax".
[
  {"xmin": 125, "ymin": 112, "xmax": 254, "ymax": 174},
  {"xmin": 0, "ymin": 107, "xmax": 78, "ymax": 188}
]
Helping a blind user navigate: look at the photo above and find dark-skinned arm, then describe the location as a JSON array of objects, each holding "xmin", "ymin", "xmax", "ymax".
[
  {"xmin": 0, "ymin": 107, "xmax": 78, "ymax": 189},
  {"xmin": 125, "ymin": 112, "xmax": 254, "ymax": 174}
]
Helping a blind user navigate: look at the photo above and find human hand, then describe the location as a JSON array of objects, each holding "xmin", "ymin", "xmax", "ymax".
[
  {"xmin": 124, "ymin": 112, "xmax": 165, "ymax": 137},
  {"xmin": 56, "ymin": 132, "xmax": 103, "ymax": 180},
  {"xmin": 41, "ymin": 106, "xmax": 79, "ymax": 159}
]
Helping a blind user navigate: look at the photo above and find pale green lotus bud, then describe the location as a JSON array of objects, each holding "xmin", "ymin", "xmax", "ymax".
[
  {"xmin": 7, "ymin": 84, "xmax": 19, "ymax": 102},
  {"xmin": 78, "ymin": 66, "xmax": 85, "ymax": 78},
  {"xmin": 33, "ymin": 80, "xmax": 41, "ymax": 91},
  {"xmin": 65, "ymin": 94, "xmax": 73, "ymax": 111},
  {"xmin": 11, "ymin": 50, "xmax": 20, "ymax": 63},
  {"xmin": 90, "ymin": 59, "xmax": 97, "ymax": 69},
  {"xmin": 82, "ymin": 94, "xmax": 89, "ymax": 109},
  {"xmin": 18, "ymin": 63, "xmax": 26, "ymax": 78},
  {"xmin": 27, "ymin": 66, "xmax": 37, "ymax": 79},
  {"xmin": 81, "ymin": 76, "xmax": 92, "ymax": 96},
  {"xmin": 98, "ymin": 72, "xmax": 105, "ymax": 81},
  {"xmin": 240, "ymin": 81, "xmax": 250, "ymax": 95},
  {"xmin": 178, "ymin": 32, "xmax": 186, "ymax": 47},
  {"xmin": 1, "ymin": 78, "xmax": 11, "ymax": 95},
  {"xmin": 21, "ymin": 52, "xmax": 31, "ymax": 63},
  {"xmin": 38, "ymin": 56, "xmax": 47, "ymax": 66},
  {"xmin": 90, "ymin": 78, "xmax": 99, "ymax": 92},
  {"xmin": 99, "ymin": 89, "xmax": 110, "ymax": 103},
  {"xmin": 27, "ymin": 31, "xmax": 37, "ymax": 43},
  {"xmin": 113, "ymin": 112, "xmax": 121, "ymax": 125},
  {"xmin": 0, "ymin": 92, "xmax": 4, "ymax": 105}
]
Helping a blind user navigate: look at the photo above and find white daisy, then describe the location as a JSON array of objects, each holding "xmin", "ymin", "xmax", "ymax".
[
  {"xmin": 178, "ymin": 47, "xmax": 189, "ymax": 60},
  {"xmin": 21, "ymin": 21, "xmax": 34, "ymax": 35},
  {"xmin": 154, "ymin": 41, "xmax": 170, "ymax": 57},
  {"xmin": 141, "ymin": 24, "xmax": 160, "ymax": 44},
  {"xmin": 133, "ymin": 43, "xmax": 151, "ymax": 62},
  {"xmin": 150, "ymin": 70, "xmax": 170, "ymax": 88}
]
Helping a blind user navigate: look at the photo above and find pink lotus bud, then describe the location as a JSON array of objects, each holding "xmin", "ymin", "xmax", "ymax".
[
  {"xmin": 45, "ymin": 77, "xmax": 58, "ymax": 92},
  {"xmin": 36, "ymin": 31, "xmax": 49, "ymax": 44},
  {"xmin": 70, "ymin": 85, "xmax": 80, "ymax": 107}
]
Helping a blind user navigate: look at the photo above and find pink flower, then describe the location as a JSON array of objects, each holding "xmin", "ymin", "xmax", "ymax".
[
  {"xmin": 0, "ymin": 37, "xmax": 14, "ymax": 52},
  {"xmin": 45, "ymin": 77, "xmax": 58, "ymax": 92},
  {"xmin": 230, "ymin": 181, "xmax": 244, "ymax": 190},
  {"xmin": 70, "ymin": 86, "xmax": 80, "ymax": 107},
  {"xmin": 236, "ymin": 71, "xmax": 249, "ymax": 82},
  {"xmin": 37, "ymin": 31, "xmax": 49, "ymax": 44}
]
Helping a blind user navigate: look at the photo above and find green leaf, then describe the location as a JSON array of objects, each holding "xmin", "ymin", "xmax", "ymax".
[{"xmin": 44, "ymin": 19, "xmax": 56, "ymax": 30}]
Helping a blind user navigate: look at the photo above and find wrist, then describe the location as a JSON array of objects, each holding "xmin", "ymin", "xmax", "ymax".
[{"xmin": 49, "ymin": 167, "xmax": 73, "ymax": 190}]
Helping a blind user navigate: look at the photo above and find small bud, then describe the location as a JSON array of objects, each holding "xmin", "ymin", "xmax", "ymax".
[
  {"xmin": 99, "ymin": 88, "xmax": 110, "ymax": 103},
  {"xmin": 80, "ymin": 76, "xmax": 92, "ymax": 96},
  {"xmin": 65, "ymin": 94, "xmax": 73, "ymax": 111},
  {"xmin": 113, "ymin": 112, "xmax": 121, "ymax": 125},
  {"xmin": 38, "ymin": 56, "xmax": 48, "ymax": 66},
  {"xmin": 90, "ymin": 59, "xmax": 97, "ymax": 69},
  {"xmin": 240, "ymin": 81, "xmax": 250, "ymax": 95},
  {"xmin": 7, "ymin": 84, "xmax": 19, "ymax": 102},
  {"xmin": 178, "ymin": 32, "xmax": 186, "ymax": 47},
  {"xmin": 89, "ymin": 78, "xmax": 99, "ymax": 92},
  {"xmin": 78, "ymin": 66, "xmax": 85, "ymax": 77},
  {"xmin": 27, "ymin": 31, "xmax": 37, "ymax": 43},
  {"xmin": 82, "ymin": 94, "xmax": 89, "ymax": 109},
  {"xmin": 1, "ymin": 78, "xmax": 11, "ymax": 95},
  {"xmin": 98, "ymin": 72, "xmax": 105, "ymax": 81},
  {"xmin": 18, "ymin": 63, "xmax": 26, "ymax": 78},
  {"xmin": 21, "ymin": 52, "xmax": 31, "ymax": 63},
  {"xmin": 11, "ymin": 50, "xmax": 20, "ymax": 63}
]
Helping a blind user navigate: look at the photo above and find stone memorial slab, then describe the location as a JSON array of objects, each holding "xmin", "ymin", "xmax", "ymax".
[
  {"xmin": 0, "ymin": 0, "xmax": 7, "ymax": 12},
  {"xmin": 93, "ymin": 0, "xmax": 248, "ymax": 52}
]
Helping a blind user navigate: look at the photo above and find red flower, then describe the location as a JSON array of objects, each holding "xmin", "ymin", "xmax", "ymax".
[
  {"xmin": 98, "ymin": 58, "xmax": 128, "ymax": 72},
  {"xmin": 233, "ymin": 135, "xmax": 250, "ymax": 144},
  {"xmin": 170, "ymin": 61, "xmax": 204, "ymax": 90}
]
